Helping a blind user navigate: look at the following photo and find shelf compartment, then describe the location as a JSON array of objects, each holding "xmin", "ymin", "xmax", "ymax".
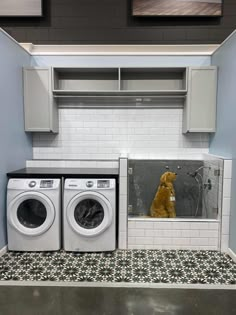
[
  {"xmin": 53, "ymin": 90, "xmax": 187, "ymax": 97},
  {"xmin": 120, "ymin": 67, "xmax": 187, "ymax": 92},
  {"xmin": 53, "ymin": 68, "xmax": 119, "ymax": 92},
  {"xmin": 56, "ymin": 95, "xmax": 184, "ymax": 109}
]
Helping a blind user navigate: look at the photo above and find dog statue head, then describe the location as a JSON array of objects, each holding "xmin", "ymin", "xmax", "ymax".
[{"xmin": 160, "ymin": 171, "xmax": 177, "ymax": 184}]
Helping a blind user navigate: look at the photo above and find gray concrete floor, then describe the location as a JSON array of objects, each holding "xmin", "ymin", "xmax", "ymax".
[{"xmin": 0, "ymin": 286, "xmax": 236, "ymax": 315}]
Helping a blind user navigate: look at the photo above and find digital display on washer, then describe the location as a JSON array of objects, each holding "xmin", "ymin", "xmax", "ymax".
[
  {"xmin": 97, "ymin": 180, "xmax": 110, "ymax": 188},
  {"xmin": 40, "ymin": 180, "xmax": 53, "ymax": 188}
]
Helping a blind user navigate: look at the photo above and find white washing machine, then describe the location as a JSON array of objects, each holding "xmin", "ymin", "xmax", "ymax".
[
  {"xmin": 7, "ymin": 178, "xmax": 61, "ymax": 251},
  {"xmin": 63, "ymin": 178, "xmax": 116, "ymax": 252}
]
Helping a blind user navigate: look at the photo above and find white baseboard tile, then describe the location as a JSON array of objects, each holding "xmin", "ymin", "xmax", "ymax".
[
  {"xmin": 228, "ymin": 248, "xmax": 236, "ymax": 262},
  {"xmin": 128, "ymin": 219, "xmax": 220, "ymax": 250},
  {"xmin": 0, "ymin": 245, "xmax": 7, "ymax": 257}
]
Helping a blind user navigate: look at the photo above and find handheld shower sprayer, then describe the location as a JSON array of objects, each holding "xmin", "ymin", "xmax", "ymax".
[{"xmin": 187, "ymin": 166, "xmax": 211, "ymax": 178}]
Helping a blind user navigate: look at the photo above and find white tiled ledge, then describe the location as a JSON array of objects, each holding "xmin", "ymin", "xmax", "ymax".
[
  {"xmin": 128, "ymin": 218, "xmax": 220, "ymax": 223},
  {"xmin": 26, "ymin": 159, "xmax": 119, "ymax": 168},
  {"xmin": 122, "ymin": 152, "xmax": 209, "ymax": 160}
]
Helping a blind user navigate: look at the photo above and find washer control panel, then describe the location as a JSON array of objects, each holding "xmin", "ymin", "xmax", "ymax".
[
  {"xmin": 97, "ymin": 180, "xmax": 110, "ymax": 189},
  {"xmin": 8, "ymin": 178, "xmax": 60, "ymax": 190},
  {"xmin": 65, "ymin": 179, "xmax": 115, "ymax": 190},
  {"xmin": 40, "ymin": 180, "xmax": 54, "ymax": 188}
]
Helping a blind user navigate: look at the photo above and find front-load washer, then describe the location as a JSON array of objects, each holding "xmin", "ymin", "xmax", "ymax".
[
  {"xmin": 7, "ymin": 178, "xmax": 61, "ymax": 251},
  {"xmin": 63, "ymin": 178, "xmax": 116, "ymax": 252}
]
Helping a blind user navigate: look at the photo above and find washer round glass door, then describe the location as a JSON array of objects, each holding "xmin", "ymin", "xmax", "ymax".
[
  {"xmin": 67, "ymin": 191, "xmax": 113, "ymax": 237},
  {"xmin": 8, "ymin": 191, "xmax": 55, "ymax": 236}
]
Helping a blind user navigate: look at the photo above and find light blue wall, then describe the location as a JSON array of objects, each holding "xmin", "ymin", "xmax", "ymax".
[
  {"xmin": 230, "ymin": 161, "xmax": 236, "ymax": 252},
  {"xmin": 210, "ymin": 32, "xmax": 236, "ymax": 252},
  {"xmin": 0, "ymin": 30, "xmax": 32, "ymax": 248}
]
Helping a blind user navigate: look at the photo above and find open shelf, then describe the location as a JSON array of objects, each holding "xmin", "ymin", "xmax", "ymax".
[
  {"xmin": 53, "ymin": 90, "xmax": 187, "ymax": 97},
  {"xmin": 53, "ymin": 67, "xmax": 119, "ymax": 92},
  {"xmin": 120, "ymin": 67, "xmax": 187, "ymax": 92},
  {"xmin": 56, "ymin": 95, "xmax": 184, "ymax": 109},
  {"xmin": 53, "ymin": 67, "xmax": 187, "ymax": 97}
]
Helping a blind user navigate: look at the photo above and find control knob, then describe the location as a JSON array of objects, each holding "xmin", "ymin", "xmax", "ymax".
[
  {"xmin": 86, "ymin": 181, "xmax": 94, "ymax": 188},
  {"xmin": 29, "ymin": 181, "xmax": 36, "ymax": 188}
]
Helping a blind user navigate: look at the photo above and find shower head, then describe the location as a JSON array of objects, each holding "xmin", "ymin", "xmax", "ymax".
[
  {"xmin": 187, "ymin": 166, "xmax": 211, "ymax": 178},
  {"xmin": 195, "ymin": 165, "xmax": 211, "ymax": 173}
]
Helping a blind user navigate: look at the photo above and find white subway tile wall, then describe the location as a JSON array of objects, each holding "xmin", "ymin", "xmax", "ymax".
[
  {"xmin": 118, "ymin": 158, "xmax": 128, "ymax": 249},
  {"xmin": 128, "ymin": 220, "xmax": 220, "ymax": 250},
  {"xmin": 32, "ymin": 108, "xmax": 209, "ymax": 160},
  {"xmin": 221, "ymin": 159, "xmax": 232, "ymax": 252},
  {"xmin": 26, "ymin": 160, "xmax": 119, "ymax": 168}
]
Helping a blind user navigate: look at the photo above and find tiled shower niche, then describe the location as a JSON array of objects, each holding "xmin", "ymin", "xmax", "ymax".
[
  {"xmin": 128, "ymin": 159, "xmax": 223, "ymax": 219},
  {"xmin": 127, "ymin": 157, "xmax": 225, "ymax": 251}
]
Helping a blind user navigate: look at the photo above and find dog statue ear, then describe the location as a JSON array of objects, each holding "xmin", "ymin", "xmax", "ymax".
[{"xmin": 160, "ymin": 173, "xmax": 167, "ymax": 183}]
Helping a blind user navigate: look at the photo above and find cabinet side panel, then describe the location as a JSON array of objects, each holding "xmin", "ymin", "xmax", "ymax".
[
  {"xmin": 24, "ymin": 69, "xmax": 50, "ymax": 131},
  {"xmin": 182, "ymin": 68, "xmax": 189, "ymax": 133},
  {"xmin": 189, "ymin": 68, "xmax": 216, "ymax": 132},
  {"xmin": 51, "ymin": 98, "xmax": 59, "ymax": 133}
]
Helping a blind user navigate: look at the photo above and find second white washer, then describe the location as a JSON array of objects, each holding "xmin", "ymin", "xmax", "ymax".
[{"xmin": 63, "ymin": 178, "xmax": 116, "ymax": 252}]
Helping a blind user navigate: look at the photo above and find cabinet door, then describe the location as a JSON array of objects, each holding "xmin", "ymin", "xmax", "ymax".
[
  {"xmin": 24, "ymin": 68, "xmax": 58, "ymax": 132},
  {"xmin": 183, "ymin": 67, "xmax": 217, "ymax": 133}
]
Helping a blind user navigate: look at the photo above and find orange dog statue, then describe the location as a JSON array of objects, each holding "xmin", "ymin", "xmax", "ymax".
[{"xmin": 150, "ymin": 172, "xmax": 177, "ymax": 218}]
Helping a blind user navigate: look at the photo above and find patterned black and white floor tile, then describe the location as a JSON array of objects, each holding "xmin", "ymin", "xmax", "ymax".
[{"xmin": 0, "ymin": 250, "xmax": 236, "ymax": 284}]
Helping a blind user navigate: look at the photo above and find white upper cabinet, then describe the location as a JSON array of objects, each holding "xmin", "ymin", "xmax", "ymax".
[
  {"xmin": 183, "ymin": 67, "xmax": 217, "ymax": 133},
  {"xmin": 24, "ymin": 68, "xmax": 58, "ymax": 133},
  {"xmin": 23, "ymin": 66, "xmax": 217, "ymax": 133}
]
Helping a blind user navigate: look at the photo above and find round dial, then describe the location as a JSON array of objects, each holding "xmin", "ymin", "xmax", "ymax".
[
  {"xmin": 29, "ymin": 181, "xmax": 36, "ymax": 188},
  {"xmin": 86, "ymin": 181, "xmax": 94, "ymax": 188}
]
